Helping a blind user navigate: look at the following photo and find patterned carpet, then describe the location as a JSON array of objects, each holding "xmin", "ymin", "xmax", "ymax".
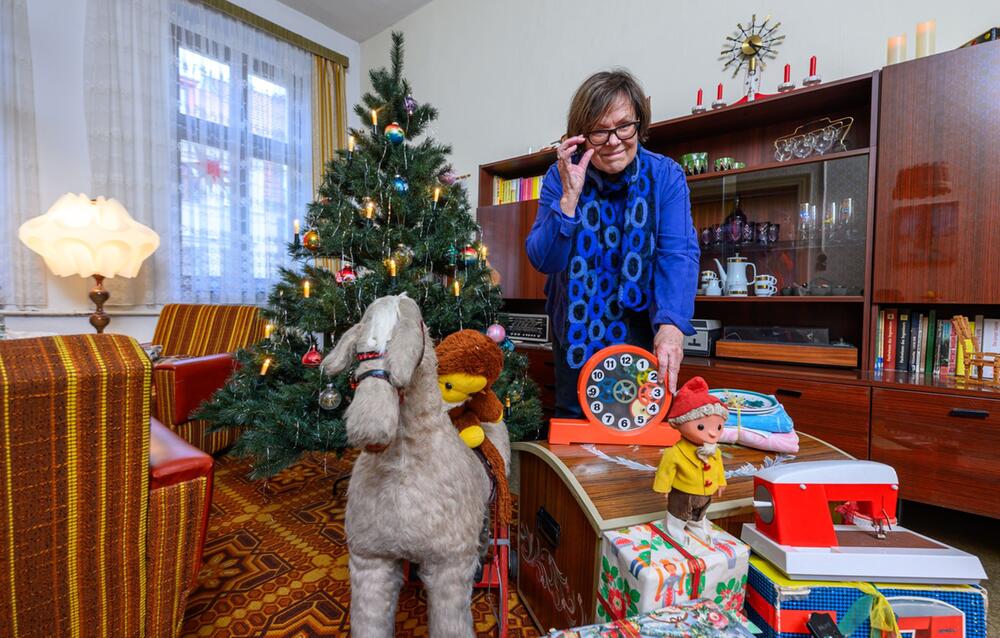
[{"xmin": 182, "ymin": 452, "xmax": 542, "ymax": 637}]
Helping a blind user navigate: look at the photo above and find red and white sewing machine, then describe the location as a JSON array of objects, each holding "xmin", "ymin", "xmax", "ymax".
[{"xmin": 741, "ymin": 460, "xmax": 987, "ymax": 585}]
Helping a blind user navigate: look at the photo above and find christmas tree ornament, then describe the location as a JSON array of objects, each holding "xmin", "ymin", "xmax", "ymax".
[
  {"xmin": 302, "ymin": 229, "xmax": 320, "ymax": 252},
  {"xmin": 384, "ymin": 122, "xmax": 405, "ymax": 145},
  {"xmin": 301, "ymin": 343, "xmax": 322, "ymax": 367},
  {"xmin": 432, "ymin": 186, "xmax": 441, "ymax": 208},
  {"xmin": 371, "ymin": 108, "xmax": 378, "ymax": 133},
  {"xmin": 336, "ymin": 265, "xmax": 357, "ymax": 283},
  {"xmin": 404, "ymin": 94, "xmax": 417, "ymax": 116},
  {"xmin": 318, "ymin": 383, "xmax": 342, "ymax": 410},
  {"xmin": 392, "ymin": 243, "xmax": 414, "ymax": 268},
  {"xmin": 486, "ymin": 323, "xmax": 506, "ymax": 343},
  {"xmin": 452, "ymin": 278, "xmax": 462, "ymax": 297},
  {"xmin": 500, "ymin": 337, "xmax": 515, "ymax": 353},
  {"xmin": 293, "ymin": 218, "xmax": 301, "ymax": 246},
  {"xmin": 393, "ymin": 174, "xmax": 409, "ymax": 192},
  {"xmin": 260, "ymin": 357, "xmax": 273, "ymax": 375},
  {"xmin": 445, "ymin": 245, "xmax": 459, "ymax": 267},
  {"xmin": 478, "ymin": 244, "xmax": 489, "ymax": 263},
  {"xmin": 347, "ymin": 135, "xmax": 355, "ymax": 159},
  {"xmin": 302, "ymin": 279, "xmax": 311, "ymax": 298},
  {"xmin": 461, "ymin": 245, "xmax": 478, "ymax": 265},
  {"xmin": 319, "ymin": 197, "xmax": 332, "ymax": 205},
  {"xmin": 385, "ymin": 257, "xmax": 398, "ymax": 277},
  {"xmin": 361, "ymin": 197, "xmax": 376, "ymax": 220},
  {"xmin": 437, "ymin": 169, "xmax": 470, "ymax": 185}
]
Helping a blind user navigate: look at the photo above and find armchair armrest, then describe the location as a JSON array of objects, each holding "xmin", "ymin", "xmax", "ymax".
[
  {"xmin": 150, "ymin": 417, "xmax": 213, "ymax": 489},
  {"xmin": 153, "ymin": 352, "xmax": 237, "ymax": 425}
]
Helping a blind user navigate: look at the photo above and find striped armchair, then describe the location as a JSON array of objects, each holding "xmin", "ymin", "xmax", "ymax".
[
  {"xmin": 151, "ymin": 304, "xmax": 266, "ymax": 453},
  {"xmin": 0, "ymin": 334, "xmax": 211, "ymax": 638}
]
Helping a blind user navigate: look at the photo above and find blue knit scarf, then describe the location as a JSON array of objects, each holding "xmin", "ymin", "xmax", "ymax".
[{"xmin": 565, "ymin": 151, "xmax": 656, "ymax": 368}]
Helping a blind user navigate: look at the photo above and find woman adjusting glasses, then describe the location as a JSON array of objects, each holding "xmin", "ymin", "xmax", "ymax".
[{"xmin": 525, "ymin": 69, "xmax": 699, "ymax": 418}]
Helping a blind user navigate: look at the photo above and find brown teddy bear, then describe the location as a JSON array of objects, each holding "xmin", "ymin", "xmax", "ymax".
[{"xmin": 436, "ymin": 329, "xmax": 511, "ymax": 527}]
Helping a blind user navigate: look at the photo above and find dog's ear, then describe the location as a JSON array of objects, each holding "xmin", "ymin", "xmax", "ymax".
[{"xmin": 322, "ymin": 324, "xmax": 363, "ymax": 376}]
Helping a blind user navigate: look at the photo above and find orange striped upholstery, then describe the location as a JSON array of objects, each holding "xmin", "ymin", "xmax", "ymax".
[
  {"xmin": 152, "ymin": 304, "xmax": 266, "ymax": 358},
  {"xmin": 0, "ymin": 334, "xmax": 202, "ymax": 638},
  {"xmin": 146, "ymin": 477, "xmax": 208, "ymax": 638},
  {"xmin": 151, "ymin": 304, "xmax": 265, "ymax": 454}
]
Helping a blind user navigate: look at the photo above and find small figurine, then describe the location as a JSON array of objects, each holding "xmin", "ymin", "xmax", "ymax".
[{"xmin": 653, "ymin": 376, "xmax": 728, "ymax": 544}]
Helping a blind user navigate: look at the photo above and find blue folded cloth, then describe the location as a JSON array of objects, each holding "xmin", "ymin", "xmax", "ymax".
[{"xmin": 724, "ymin": 403, "xmax": 794, "ymax": 433}]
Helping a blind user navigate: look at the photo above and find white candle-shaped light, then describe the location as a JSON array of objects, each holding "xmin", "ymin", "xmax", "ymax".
[
  {"xmin": 388, "ymin": 257, "xmax": 397, "ymax": 277},
  {"xmin": 371, "ymin": 109, "xmax": 378, "ymax": 128},
  {"xmin": 478, "ymin": 244, "xmax": 489, "ymax": 262},
  {"xmin": 887, "ymin": 34, "xmax": 907, "ymax": 65},
  {"xmin": 293, "ymin": 218, "xmax": 300, "ymax": 235},
  {"xmin": 264, "ymin": 322, "xmax": 274, "ymax": 338},
  {"xmin": 433, "ymin": 186, "xmax": 441, "ymax": 208},
  {"xmin": 916, "ymin": 20, "xmax": 936, "ymax": 58},
  {"xmin": 303, "ymin": 279, "xmax": 311, "ymax": 298},
  {"xmin": 363, "ymin": 198, "xmax": 375, "ymax": 219},
  {"xmin": 452, "ymin": 278, "xmax": 461, "ymax": 297},
  {"xmin": 260, "ymin": 357, "xmax": 272, "ymax": 376},
  {"xmin": 347, "ymin": 135, "xmax": 355, "ymax": 159}
]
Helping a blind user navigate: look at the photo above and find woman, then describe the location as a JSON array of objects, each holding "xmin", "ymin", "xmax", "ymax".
[{"xmin": 526, "ymin": 69, "xmax": 699, "ymax": 418}]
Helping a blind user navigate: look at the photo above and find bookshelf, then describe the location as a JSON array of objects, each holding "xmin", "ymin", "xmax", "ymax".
[{"xmin": 478, "ymin": 41, "xmax": 1000, "ymax": 517}]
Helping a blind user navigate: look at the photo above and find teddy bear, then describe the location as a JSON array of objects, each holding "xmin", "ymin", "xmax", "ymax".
[{"xmin": 435, "ymin": 329, "xmax": 511, "ymax": 526}]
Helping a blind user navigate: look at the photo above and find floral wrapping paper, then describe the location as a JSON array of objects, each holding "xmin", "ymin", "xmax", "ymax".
[
  {"xmin": 548, "ymin": 599, "xmax": 756, "ymax": 638},
  {"xmin": 598, "ymin": 520, "xmax": 750, "ymax": 622}
]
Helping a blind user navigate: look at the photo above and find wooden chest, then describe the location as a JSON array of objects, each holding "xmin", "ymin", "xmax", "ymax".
[{"xmin": 512, "ymin": 434, "xmax": 851, "ymax": 632}]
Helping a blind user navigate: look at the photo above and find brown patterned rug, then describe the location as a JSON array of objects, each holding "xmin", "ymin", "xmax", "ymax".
[{"xmin": 182, "ymin": 452, "xmax": 542, "ymax": 637}]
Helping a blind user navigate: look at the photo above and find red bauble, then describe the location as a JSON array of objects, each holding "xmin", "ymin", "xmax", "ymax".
[
  {"xmin": 302, "ymin": 344, "xmax": 322, "ymax": 367},
  {"xmin": 336, "ymin": 265, "xmax": 357, "ymax": 283}
]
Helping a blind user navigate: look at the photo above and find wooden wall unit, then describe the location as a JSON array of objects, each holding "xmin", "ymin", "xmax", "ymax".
[{"xmin": 483, "ymin": 41, "xmax": 1000, "ymax": 519}]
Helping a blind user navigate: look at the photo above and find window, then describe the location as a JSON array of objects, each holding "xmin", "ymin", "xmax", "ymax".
[{"xmin": 170, "ymin": 3, "xmax": 311, "ymax": 303}]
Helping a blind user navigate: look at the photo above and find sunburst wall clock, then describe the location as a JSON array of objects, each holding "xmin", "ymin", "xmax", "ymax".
[{"xmin": 720, "ymin": 14, "xmax": 784, "ymax": 103}]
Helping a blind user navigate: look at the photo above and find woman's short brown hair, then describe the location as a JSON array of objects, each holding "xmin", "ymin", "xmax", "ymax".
[{"xmin": 566, "ymin": 69, "xmax": 650, "ymax": 143}]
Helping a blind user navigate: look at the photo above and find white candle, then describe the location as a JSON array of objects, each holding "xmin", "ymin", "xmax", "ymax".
[
  {"xmin": 916, "ymin": 21, "xmax": 936, "ymax": 58},
  {"xmin": 293, "ymin": 218, "xmax": 300, "ymax": 235},
  {"xmin": 260, "ymin": 357, "xmax": 272, "ymax": 376},
  {"xmin": 887, "ymin": 34, "xmax": 907, "ymax": 65},
  {"xmin": 371, "ymin": 109, "xmax": 378, "ymax": 127},
  {"xmin": 303, "ymin": 280, "xmax": 311, "ymax": 298}
]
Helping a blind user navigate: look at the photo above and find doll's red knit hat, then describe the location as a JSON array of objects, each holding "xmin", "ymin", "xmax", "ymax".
[{"xmin": 666, "ymin": 376, "xmax": 729, "ymax": 425}]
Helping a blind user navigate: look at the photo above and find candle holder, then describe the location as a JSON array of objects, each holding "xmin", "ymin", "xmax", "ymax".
[
  {"xmin": 778, "ymin": 63, "xmax": 796, "ymax": 92},
  {"xmin": 691, "ymin": 88, "xmax": 707, "ymax": 114},
  {"xmin": 802, "ymin": 55, "xmax": 822, "ymax": 86},
  {"xmin": 711, "ymin": 83, "xmax": 726, "ymax": 109}
]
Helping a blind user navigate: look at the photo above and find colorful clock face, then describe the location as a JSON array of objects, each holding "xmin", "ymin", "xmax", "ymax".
[{"xmin": 578, "ymin": 345, "xmax": 669, "ymax": 432}]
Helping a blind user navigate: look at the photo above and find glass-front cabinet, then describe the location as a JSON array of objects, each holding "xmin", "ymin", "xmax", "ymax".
[{"xmin": 689, "ymin": 154, "xmax": 869, "ymax": 298}]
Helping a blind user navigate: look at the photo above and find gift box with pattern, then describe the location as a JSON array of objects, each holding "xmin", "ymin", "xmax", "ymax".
[
  {"xmin": 598, "ymin": 519, "xmax": 750, "ymax": 622},
  {"xmin": 745, "ymin": 555, "xmax": 989, "ymax": 638},
  {"xmin": 548, "ymin": 599, "xmax": 756, "ymax": 638}
]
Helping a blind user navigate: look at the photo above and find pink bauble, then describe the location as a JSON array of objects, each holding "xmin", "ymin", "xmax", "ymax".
[{"xmin": 486, "ymin": 324, "xmax": 506, "ymax": 343}]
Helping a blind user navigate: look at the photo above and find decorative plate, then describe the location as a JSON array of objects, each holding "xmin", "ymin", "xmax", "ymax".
[{"xmin": 709, "ymin": 388, "xmax": 779, "ymax": 414}]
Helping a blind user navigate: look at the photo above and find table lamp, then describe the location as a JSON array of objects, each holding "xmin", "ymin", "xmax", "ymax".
[{"xmin": 18, "ymin": 193, "xmax": 160, "ymax": 333}]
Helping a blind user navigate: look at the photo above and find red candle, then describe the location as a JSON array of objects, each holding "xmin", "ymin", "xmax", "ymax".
[
  {"xmin": 696, "ymin": 88, "xmax": 703, "ymax": 106},
  {"xmin": 809, "ymin": 55, "xmax": 817, "ymax": 76},
  {"xmin": 716, "ymin": 83, "xmax": 723, "ymax": 100},
  {"xmin": 784, "ymin": 64, "xmax": 791, "ymax": 83}
]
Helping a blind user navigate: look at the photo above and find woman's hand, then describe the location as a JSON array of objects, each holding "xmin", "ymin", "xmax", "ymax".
[
  {"xmin": 556, "ymin": 135, "xmax": 594, "ymax": 217},
  {"xmin": 654, "ymin": 324, "xmax": 685, "ymax": 395}
]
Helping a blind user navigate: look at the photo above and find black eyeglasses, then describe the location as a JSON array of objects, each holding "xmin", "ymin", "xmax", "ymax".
[{"xmin": 585, "ymin": 121, "xmax": 640, "ymax": 146}]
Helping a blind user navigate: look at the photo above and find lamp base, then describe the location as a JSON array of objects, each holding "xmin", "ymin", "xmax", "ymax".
[{"xmin": 89, "ymin": 274, "xmax": 110, "ymax": 334}]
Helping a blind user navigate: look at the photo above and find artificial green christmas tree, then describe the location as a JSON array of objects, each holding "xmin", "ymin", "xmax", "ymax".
[{"xmin": 198, "ymin": 32, "xmax": 542, "ymax": 478}]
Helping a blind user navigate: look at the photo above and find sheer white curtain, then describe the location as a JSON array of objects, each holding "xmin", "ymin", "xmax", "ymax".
[
  {"xmin": 0, "ymin": 0, "xmax": 45, "ymax": 307},
  {"xmin": 169, "ymin": 0, "xmax": 312, "ymax": 304},
  {"xmin": 85, "ymin": 0, "xmax": 173, "ymax": 305}
]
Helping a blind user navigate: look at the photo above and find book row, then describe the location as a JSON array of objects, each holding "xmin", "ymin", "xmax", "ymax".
[
  {"xmin": 875, "ymin": 309, "xmax": 1000, "ymax": 377},
  {"xmin": 491, "ymin": 175, "xmax": 543, "ymax": 205}
]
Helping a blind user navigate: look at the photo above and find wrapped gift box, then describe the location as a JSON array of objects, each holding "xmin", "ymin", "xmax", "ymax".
[
  {"xmin": 746, "ymin": 555, "xmax": 989, "ymax": 638},
  {"xmin": 548, "ymin": 599, "xmax": 756, "ymax": 638},
  {"xmin": 598, "ymin": 520, "xmax": 750, "ymax": 622}
]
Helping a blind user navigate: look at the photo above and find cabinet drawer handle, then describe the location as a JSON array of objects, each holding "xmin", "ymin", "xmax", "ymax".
[
  {"xmin": 948, "ymin": 408, "xmax": 989, "ymax": 419},
  {"xmin": 775, "ymin": 388, "xmax": 802, "ymax": 398}
]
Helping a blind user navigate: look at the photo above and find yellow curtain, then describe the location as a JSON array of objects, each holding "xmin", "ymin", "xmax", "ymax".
[{"xmin": 312, "ymin": 56, "xmax": 347, "ymax": 193}]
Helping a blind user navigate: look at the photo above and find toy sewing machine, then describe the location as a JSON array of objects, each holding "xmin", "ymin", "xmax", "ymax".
[{"xmin": 741, "ymin": 460, "xmax": 987, "ymax": 585}]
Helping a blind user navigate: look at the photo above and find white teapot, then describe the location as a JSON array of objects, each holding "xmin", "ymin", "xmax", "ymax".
[{"xmin": 714, "ymin": 254, "xmax": 756, "ymax": 297}]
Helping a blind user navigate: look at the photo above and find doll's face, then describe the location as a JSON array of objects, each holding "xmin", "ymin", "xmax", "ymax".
[{"xmin": 675, "ymin": 413, "xmax": 725, "ymax": 446}]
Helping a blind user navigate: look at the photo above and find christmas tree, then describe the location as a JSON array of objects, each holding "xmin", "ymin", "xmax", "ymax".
[{"xmin": 198, "ymin": 32, "xmax": 542, "ymax": 478}]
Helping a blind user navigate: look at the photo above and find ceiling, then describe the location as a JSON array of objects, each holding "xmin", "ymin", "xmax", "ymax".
[{"xmin": 275, "ymin": 0, "xmax": 432, "ymax": 42}]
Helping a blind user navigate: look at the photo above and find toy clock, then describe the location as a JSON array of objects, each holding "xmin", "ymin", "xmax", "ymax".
[{"xmin": 548, "ymin": 345, "xmax": 678, "ymax": 446}]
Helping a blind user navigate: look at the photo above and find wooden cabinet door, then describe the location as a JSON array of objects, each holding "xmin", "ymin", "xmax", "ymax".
[
  {"xmin": 680, "ymin": 365, "xmax": 871, "ymax": 459},
  {"xmin": 871, "ymin": 388, "xmax": 1000, "ymax": 518},
  {"xmin": 874, "ymin": 42, "xmax": 1000, "ymax": 303},
  {"xmin": 477, "ymin": 201, "xmax": 547, "ymax": 299}
]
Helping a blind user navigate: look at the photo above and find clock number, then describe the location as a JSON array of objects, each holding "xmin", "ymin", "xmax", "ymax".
[
  {"xmin": 603, "ymin": 358, "xmax": 617, "ymax": 371},
  {"xmin": 620, "ymin": 354, "xmax": 633, "ymax": 366},
  {"xmin": 651, "ymin": 386, "xmax": 665, "ymax": 400},
  {"xmin": 591, "ymin": 369, "xmax": 605, "ymax": 382},
  {"xmin": 617, "ymin": 417, "xmax": 631, "ymax": 430},
  {"xmin": 646, "ymin": 402, "xmax": 660, "ymax": 415},
  {"xmin": 590, "ymin": 401, "xmax": 604, "ymax": 414},
  {"xmin": 636, "ymin": 359, "xmax": 649, "ymax": 371},
  {"xmin": 601, "ymin": 413, "xmax": 615, "ymax": 426},
  {"xmin": 647, "ymin": 371, "xmax": 659, "ymax": 384},
  {"xmin": 635, "ymin": 413, "xmax": 647, "ymax": 426},
  {"xmin": 586, "ymin": 385, "xmax": 599, "ymax": 398}
]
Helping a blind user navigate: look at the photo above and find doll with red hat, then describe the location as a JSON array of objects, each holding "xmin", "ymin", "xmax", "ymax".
[{"xmin": 652, "ymin": 376, "xmax": 728, "ymax": 545}]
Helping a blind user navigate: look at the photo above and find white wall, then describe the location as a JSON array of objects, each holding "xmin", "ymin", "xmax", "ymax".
[
  {"xmin": 361, "ymin": 0, "xmax": 1000, "ymax": 209},
  {"xmin": 7, "ymin": 0, "xmax": 361, "ymax": 340}
]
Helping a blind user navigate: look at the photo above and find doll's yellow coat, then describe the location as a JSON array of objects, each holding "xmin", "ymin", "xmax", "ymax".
[{"xmin": 652, "ymin": 438, "xmax": 726, "ymax": 495}]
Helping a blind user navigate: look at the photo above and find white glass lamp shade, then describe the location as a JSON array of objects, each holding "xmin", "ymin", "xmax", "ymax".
[{"xmin": 18, "ymin": 193, "xmax": 160, "ymax": 278}]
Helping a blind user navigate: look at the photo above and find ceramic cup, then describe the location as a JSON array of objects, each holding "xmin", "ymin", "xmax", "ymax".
[
  {"xmin": 704, "ymin": 279, "xmax": 723, "ymax": 296},
  {"xmin": 754, "ymin": 274, "xmax": 778, "ymax": 296},
  {"xmin": 701, "ymin": 270, "xmax": 719, "ymax": 282}
]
